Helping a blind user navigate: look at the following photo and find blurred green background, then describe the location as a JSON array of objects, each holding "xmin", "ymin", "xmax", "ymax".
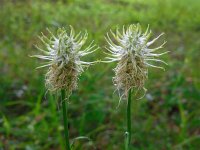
[{"xmin": 0, "ymin": 0, "xmax": 200, "ymax": 149}]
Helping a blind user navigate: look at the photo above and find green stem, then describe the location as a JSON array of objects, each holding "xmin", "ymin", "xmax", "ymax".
[
  {"xmin": 61, "ymin": 90, "xmax": 71, "ymax": 150},
  {"xmin": 126, "ymin": 89, "xmax": 132, "ymax": 150}
]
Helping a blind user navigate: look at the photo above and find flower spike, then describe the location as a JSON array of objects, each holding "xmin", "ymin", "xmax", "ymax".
[
  {"xmin": 105, "ymin": 24, "xmax": 168, "ymax": 99},
  {"xmin": 32, "ymin": 27, "xmax": 98, "ymax": 95}
]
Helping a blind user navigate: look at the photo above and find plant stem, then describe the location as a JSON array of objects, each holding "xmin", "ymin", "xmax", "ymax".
[
  {"xmin": 61, "ymin": 90, "xmax": 71, "ymax": 150},
  {"xmin": 126, "ymin": 89, "xmax": 132, "ymax": 149}
]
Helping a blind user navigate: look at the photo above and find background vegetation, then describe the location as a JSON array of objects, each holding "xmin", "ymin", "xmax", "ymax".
[{"xmin": 0, "ymin": 0, "xmax": 200, "ymax": 149}]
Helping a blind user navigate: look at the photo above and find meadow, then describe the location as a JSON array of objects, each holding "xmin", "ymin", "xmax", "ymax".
[{"xmin": 0, "ymin": 0, "xmax": 200, "ymax": 149}]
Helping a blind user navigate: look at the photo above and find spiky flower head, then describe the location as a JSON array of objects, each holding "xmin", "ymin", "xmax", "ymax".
[
  {"xmin": 32, "ymin": 26, "xmax": 97, "ymax": 96},
  {"xmin": 105, "ymin": 24, "xmax": 168, "ymax": 99}
]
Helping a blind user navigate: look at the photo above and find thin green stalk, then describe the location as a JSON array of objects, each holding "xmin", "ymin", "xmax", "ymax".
[
  {"xmin": 126, "ymin": 89, "xmax": 132, "ymax": 150},
  {"xmin": 61, "ymin": 90, "xmax": 71, "ymax": 150}
]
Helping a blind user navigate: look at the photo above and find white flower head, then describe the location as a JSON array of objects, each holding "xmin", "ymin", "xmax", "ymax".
[
  {"xmin": 32, "ymin": 26, "xmax": 98, "ymax": 95},
  {"xmin": 105, "ymin": 24, "xmax": 168, "ymax": 99}
]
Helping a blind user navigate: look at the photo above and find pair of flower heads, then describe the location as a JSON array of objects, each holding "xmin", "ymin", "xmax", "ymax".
[{"xmin": 32, "ymin": 24, "xmax": 168, "ymax": 100}]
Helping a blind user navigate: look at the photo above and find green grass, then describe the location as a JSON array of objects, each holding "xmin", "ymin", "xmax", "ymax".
[{"xmin": 0, "ymin": 0, "xmax": 200, "ymax": 149}]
